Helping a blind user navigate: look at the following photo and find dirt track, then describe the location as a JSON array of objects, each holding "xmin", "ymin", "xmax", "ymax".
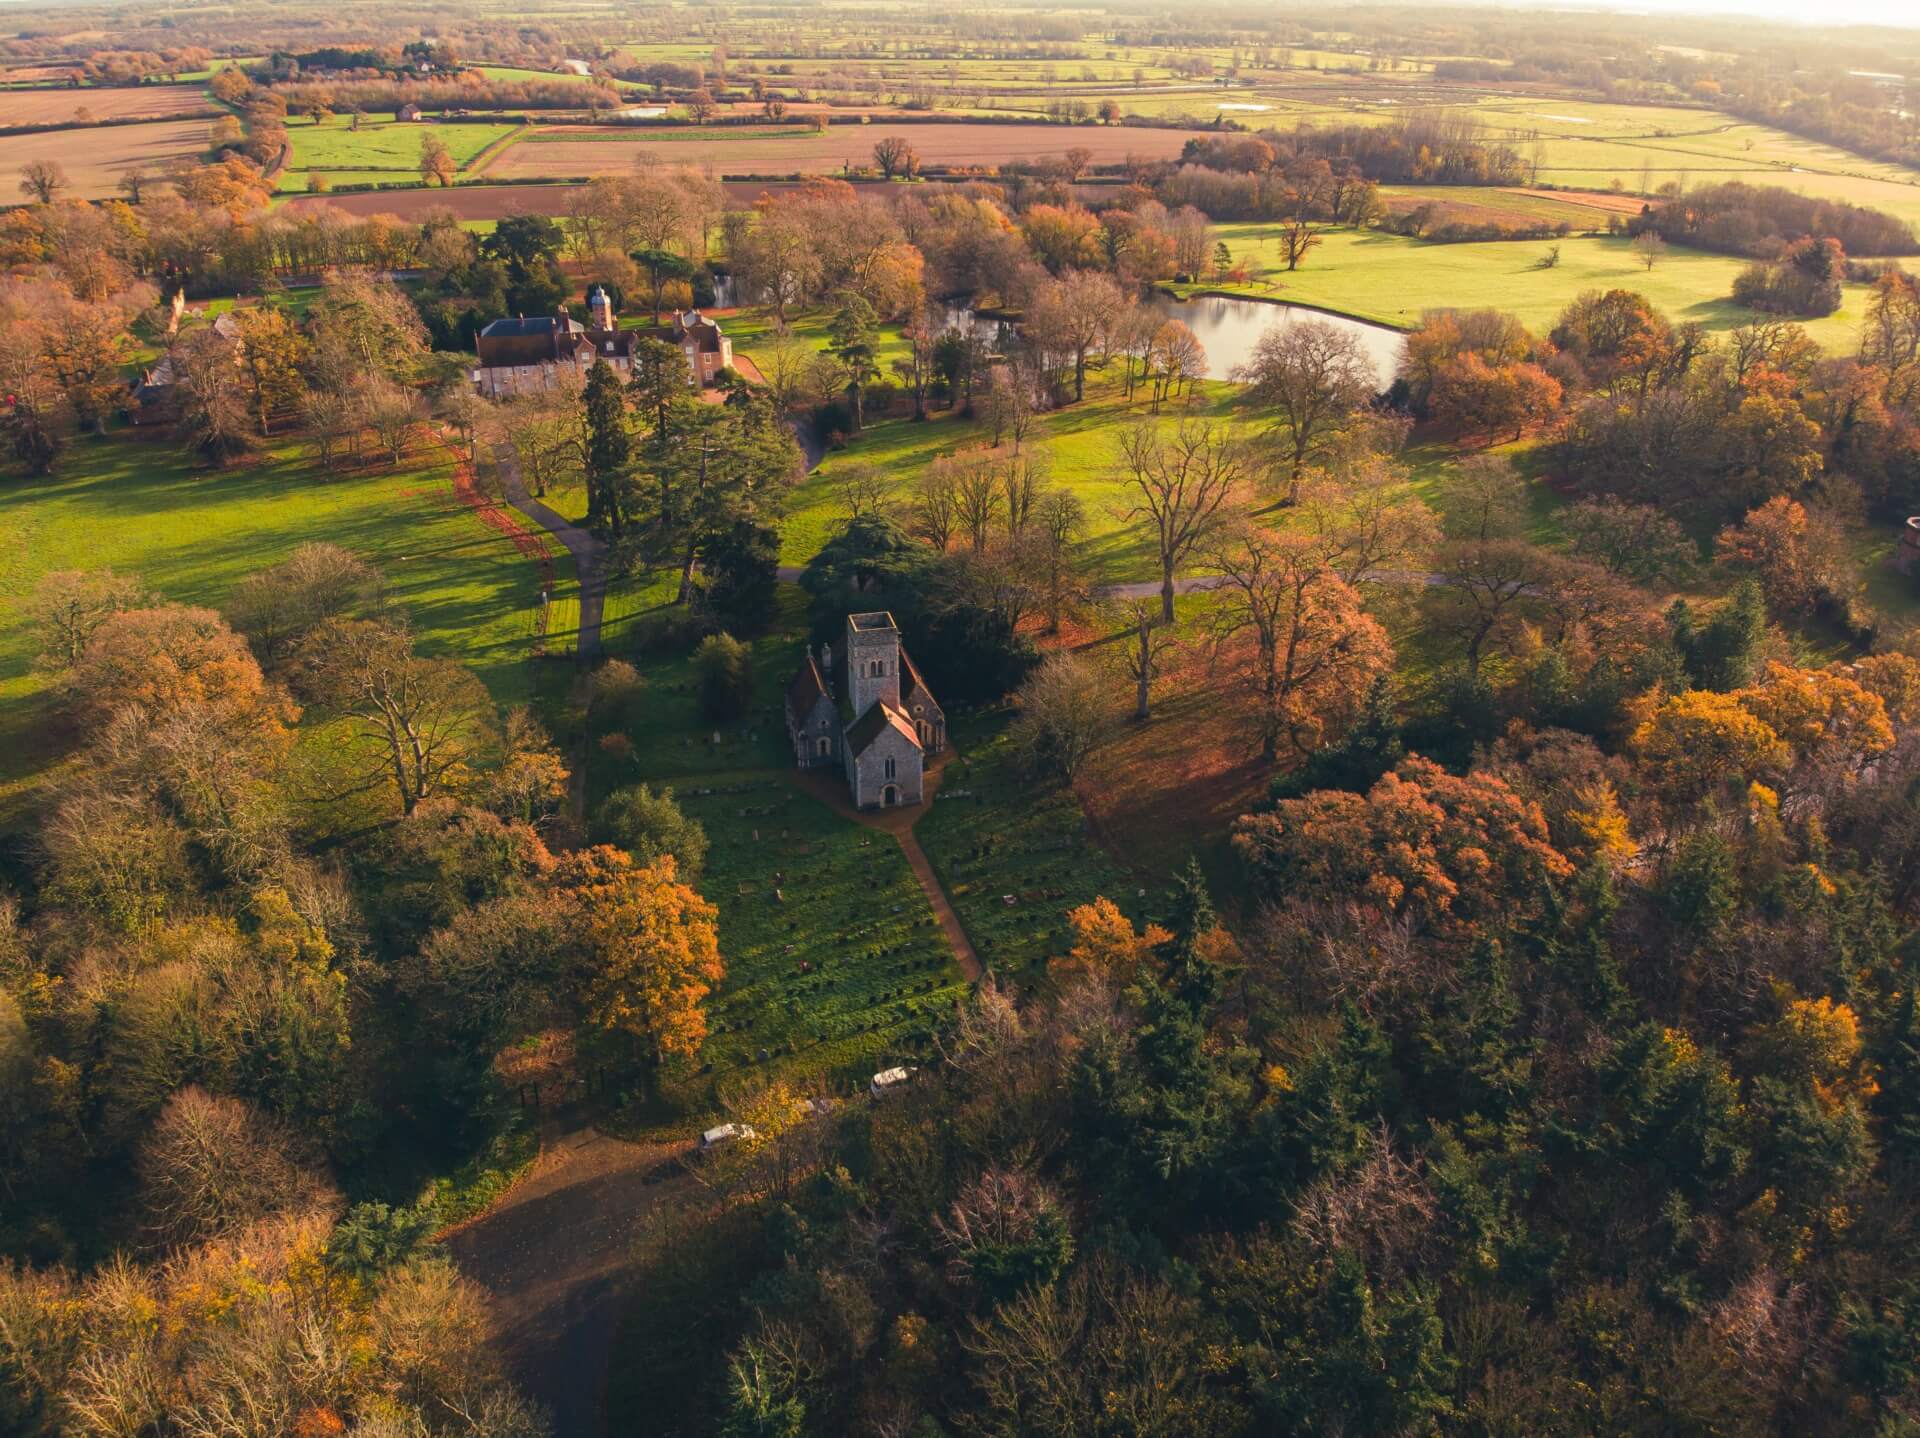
[{"xmin": 444, "ymin": 1125, "xmax": 694, "ymax": 1438}]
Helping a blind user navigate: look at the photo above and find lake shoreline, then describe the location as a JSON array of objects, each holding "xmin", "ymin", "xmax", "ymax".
[{"xmin": 1156, "ymin": 285, "xmax": 1420, "ymax": 335}]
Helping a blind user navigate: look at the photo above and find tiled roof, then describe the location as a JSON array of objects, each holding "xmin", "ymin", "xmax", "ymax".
[
  {"xmin": 785, "ymin": 654, "xmax": 831, "ymax": 723},
  {"xmin": 480, "ymin": 315, "xmax": 582, "ymax": 339},
  {"xmin": 845, "ymin": 700, "xmax": 921, "ymax": 758},
  {"xmin": 899, "ymin": 647, "xmax": 937, "ymax": 713}
]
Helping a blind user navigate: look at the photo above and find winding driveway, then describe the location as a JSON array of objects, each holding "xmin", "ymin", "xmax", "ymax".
[{"xmin": 495, "ymin": 442, "xmax": 608, "ymax": 662}]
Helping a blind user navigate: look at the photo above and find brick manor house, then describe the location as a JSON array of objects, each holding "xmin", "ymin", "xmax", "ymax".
[
  {"xmin": 786, "ymin": 612, "xmax": 945, "ymax": 809},
  {"xmin": 470, "ymin": 287, "xmax": 734, "ymax": 397}
]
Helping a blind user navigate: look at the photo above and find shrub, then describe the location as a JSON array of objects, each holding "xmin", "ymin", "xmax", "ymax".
[
  {"xmin": 694, "ymin": 632, "xmax": 755, "ymax": 723},
  {"xmin": 594, "ymin": 783, "xmax": 709, "ymax": 879}
]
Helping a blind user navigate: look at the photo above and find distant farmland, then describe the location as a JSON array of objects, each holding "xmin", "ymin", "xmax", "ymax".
[
  {"xmin": 0, "ymin": 84, "xmax": 214, "ymax": 126},
  {"xmin": 0, "ymin": 117, "xmax": 209, "ymax": 198},
  {"xmin": 277, "ymin": 175, "xmax": 1123, "ymax": 224},
  {"xmin": 487, "ymin": 121, "xmax": 1195, "ymax": 178}
]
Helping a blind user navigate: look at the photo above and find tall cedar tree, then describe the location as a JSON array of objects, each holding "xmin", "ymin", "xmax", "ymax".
[{"xmin": 584, "ymin": 360, "xmax": 632, "ymax": 535}]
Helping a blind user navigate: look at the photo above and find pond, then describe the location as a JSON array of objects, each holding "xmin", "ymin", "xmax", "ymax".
[{"xmin": 938, "ymin": 293, "xmax": 1405, "ymax": 389}]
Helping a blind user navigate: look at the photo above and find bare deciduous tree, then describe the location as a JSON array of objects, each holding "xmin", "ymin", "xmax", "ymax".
[
  {"xmin": 293, "ymin": 618, "xmax": 497, "ymax": 815},
  {"xmin": 1114, "ymin": 417, "xmax": 1250, "ymax": 621},
  {"xmin": 137, "ymin": 1087, "xmax": 335, "ymax": 1248},
  {"xmin": 1235, "ymin": 319, "xmax": 1377, "ymax": 501},
  {"xmin": 1205, "ymin": 520, "xmax": 1394, "ymax": 761},
  {"xmin": 1010, "ymin": 653, "xmax": 1113, "ymax": 781},
  {"xmin": 26, "ymin": 567, "xmax": 145, "ymax": 672}
]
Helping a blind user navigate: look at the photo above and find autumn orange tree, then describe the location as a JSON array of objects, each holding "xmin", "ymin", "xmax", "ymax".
[
  {"xmin": 1052, "ymin": 897, "xmax": 1172, "ymax": 984},
  {"xmin": 1632, "ymin": 664, "xmax": 1896, "ymax": 807},
  {"xmin": 1232, "ymin": 756, "xmax": 1573, "ymax": 938},
  {"xmin": 1714, "ymin": 495, "xmax": 1852, "ymax": 614},
  {"xmin": 559, "ymin": 847, "xmax": 723, "ymax": 1087},
  {"xmin": 1204, "ymin": 521, "xmax": 1393, "ymax": 762},
  {"xmin": 1428, "ymin": 353, "xmax": 1563, "ymax": 442}
]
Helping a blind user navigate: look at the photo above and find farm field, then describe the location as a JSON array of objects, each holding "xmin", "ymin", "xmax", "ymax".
[
  {"xmin": 1197, "ymin": 226, "xmax": 1874, "ymax": 352},
  {"xmin": 0, "ymin": 84, "xmax": 214, "ymax": 124},
  {"xmin": 275, "ymin": 174, "xmax": 1112, "ymax": 222},
  {"xmin": 279, "ymin": 113, "xmax": 524, "ymax": 191},
  {"xmin": 0, "ymin": 435, "xmax": 559, "ymax": 812},
  {"xmin": 1376, "ymin": 183, "xmax": 1622, "ymax": 230},
  {"xmin": 487, "ymin": 120, "xmax": 1195, "ymax": 178},
  {"xmin": 0, "ymin": 117, "xmax": 209, "ymax": 197}
]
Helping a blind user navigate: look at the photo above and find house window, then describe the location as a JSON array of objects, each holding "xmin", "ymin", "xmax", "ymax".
[
  {"xmin": 884, "ymin": 757, "xmax": 897, "ymax": 779},
  {"xmin": 816, "ymin": 737, "xmax": 830, "ymax": 756},
  {"xmin": 869, "ymin": 659, "xmax": 884, "ymax": 677}
]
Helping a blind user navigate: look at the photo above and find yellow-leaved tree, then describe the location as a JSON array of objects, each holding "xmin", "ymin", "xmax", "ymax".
[
  {"xmin": 560, "ymin": 847, "xmax": 722, "ymax": 1088},
  {"xmin": 1054, "ymin": 896, "xmax": 1172, "ymax": 984},
  {"xmin": 1630, "ymin": 689, "xmax": 1792, "ymax": 804}
]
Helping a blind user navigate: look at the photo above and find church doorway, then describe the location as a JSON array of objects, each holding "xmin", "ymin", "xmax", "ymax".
[{"xmin": 881, "ymin": 784, "xmax": 900, "ymax": 807}]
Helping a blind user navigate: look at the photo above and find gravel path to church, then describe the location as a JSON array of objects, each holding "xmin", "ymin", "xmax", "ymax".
[
  {"xmin": 494, "ymin": 442, "xmax": 608, "ymax": 662},
  {"xmin": 895, "ymin": 828, "xmax": 982, "ymax": 980}
]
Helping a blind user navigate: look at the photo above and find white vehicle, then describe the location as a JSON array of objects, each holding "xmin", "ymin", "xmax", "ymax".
[
  {"xmin": 699, "ymin": 1122, "xmax": 757, "ymax": 1150},
  {"xmin": 869, "ymin": 1066, "xmax": 915, "ymax": 1098}
]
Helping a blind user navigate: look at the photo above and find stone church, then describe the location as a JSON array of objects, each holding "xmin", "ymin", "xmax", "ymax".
[{"xmin": 785, "ymin": 612, "xmax": 945, "ymax": 808}]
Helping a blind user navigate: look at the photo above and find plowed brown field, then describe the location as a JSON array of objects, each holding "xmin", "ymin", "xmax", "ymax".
[
  {"xmin": 0, "ymin": 84, "xmax": 213, "ymax": 126},
  {"xmin": 487, "ymin": 120, "xmax": 1194, "ymax": 179},
  {"xmin": 0, "ymin": 117, "xmax": 210, "ymax": 198}
]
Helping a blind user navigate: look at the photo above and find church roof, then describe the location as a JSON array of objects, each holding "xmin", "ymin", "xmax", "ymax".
[
  {"xmin": 785, "ymin": 654, "xmax": 831, "ymax": 723},
  {"xmin": 845, "ymin": 700, "xmax": 921, "ymax": 758},
  {"xmin": 899, "ymin": 647, "xmax": 937, "ymax": 713}
]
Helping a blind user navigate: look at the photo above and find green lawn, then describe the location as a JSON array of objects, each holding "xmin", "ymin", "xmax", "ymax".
[
  {"xmin": 0, "ymin": 435, "xmax": 561, "ymax": 813},
  {"xmin": 1197, "ymin": 226, "xmax": 1874, "ymax": 353},
  {"xmin": 914, "ymin": 714, "xmax": 1137, "ymax": 985}
]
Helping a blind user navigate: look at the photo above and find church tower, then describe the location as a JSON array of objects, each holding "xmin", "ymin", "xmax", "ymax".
[{"xmin": 845, "ymin": 612, "xmax": 902, "ymax": 716}]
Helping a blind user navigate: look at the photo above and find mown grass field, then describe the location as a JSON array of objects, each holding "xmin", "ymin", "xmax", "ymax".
[
  {"xmin": 279, "ymin": 113, "xmax": 523, "ymax": 191},
  {"xmin": 0, "ymin": 435, "xmax": 560, "ymax": 814},
  {"xmin": 487, "ymin": 120, "xmax": 1193, "ymax": 179}
]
